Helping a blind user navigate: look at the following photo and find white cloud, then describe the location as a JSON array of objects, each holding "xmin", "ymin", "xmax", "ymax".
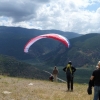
[{"xmin": 0, "ymin": 0, "xmax": 100, "ymax": 34}]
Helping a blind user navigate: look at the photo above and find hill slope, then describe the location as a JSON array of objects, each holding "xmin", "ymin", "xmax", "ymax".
[
  {"xmin": 40, "ymin": 33, "xmax": 100, "ymax": 67},
  {"xmin": 0, "ymin": 54, "xmax": 49, "ymax": 79},
  {"xmin": 0, "ymin": 75, "xmax": 93, "ymax": 100}
]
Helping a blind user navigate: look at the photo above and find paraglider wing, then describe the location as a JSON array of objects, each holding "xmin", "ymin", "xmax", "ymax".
[
  {"xmin": 24, "ymin": 33, "xmax": 70, "ymax": 53},
  {"xmin": 24, "ymin": 36, "xmax": 46, "ymax": 53},
  {"xmin": 41, "ymin": 34, "xmax": 70, "ymax": 47}
]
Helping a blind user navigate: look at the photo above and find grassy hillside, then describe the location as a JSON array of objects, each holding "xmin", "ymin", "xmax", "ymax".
[
  {"xmin": 0, "ymin": 75, "xmax": 93, "ymax": 100},
  {"xmin": 0, "ymin": 54, "xmax": 49, "ymax": 80}
]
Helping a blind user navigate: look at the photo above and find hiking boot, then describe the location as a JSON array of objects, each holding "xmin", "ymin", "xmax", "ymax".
[
  {"xmin": 66, "ymin": 90, "xmax": 70, "ymax": 92},
  {"xmin": 70, "ymin": 90, "xmax": 73, "ymax": 92}
]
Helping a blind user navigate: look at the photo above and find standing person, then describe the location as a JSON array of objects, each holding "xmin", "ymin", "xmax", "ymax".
[
  {"xmin": 63, "ymin": 61, "xmax": 76, "ymax": 92},
  {"xmin": 52, "ymin": 66, "xmax": 59, "ymax": 82},
  {"xmin": 88, "ymin": 61, "xmax": 100, "ymax": 100}
]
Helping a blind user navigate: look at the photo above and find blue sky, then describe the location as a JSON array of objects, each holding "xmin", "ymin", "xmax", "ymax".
[
  {"xmin": 86, "ymin": 2, "xmax": 100, "ymax": 11},
  {"xmin": 0, "ymin": 0, "xmax": 100, "ymax": 34}
]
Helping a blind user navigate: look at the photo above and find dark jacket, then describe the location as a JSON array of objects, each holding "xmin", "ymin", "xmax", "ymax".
[{"xmin": 63, "ymin": 64, "xmax": 76, "ymax": 75}]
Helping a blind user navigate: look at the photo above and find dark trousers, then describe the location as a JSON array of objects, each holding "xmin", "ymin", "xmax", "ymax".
[
  {"xmin": 66, "ymin": 75, "xmax": 73, "ymax": 90},
  {"xmin": 99, "ymin": 94, "xmax": 100, "ymax": 100}
]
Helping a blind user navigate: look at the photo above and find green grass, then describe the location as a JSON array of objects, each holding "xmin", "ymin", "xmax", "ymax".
[{"xmin": 0, "ymin": 75, "xmax": 94, "ymax": 100}]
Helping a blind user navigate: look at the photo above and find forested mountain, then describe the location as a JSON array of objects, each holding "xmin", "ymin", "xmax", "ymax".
[
  {"xmin": 0, "ymin": 54, "xmax": 48, "ymax": 79},
  {"xmin": 0, "ymin": 26, "xmax": 81, "ymax": 60},
  {"xmin": 40, "ymin": 33, "xmax": 100, "ymax": 67},
  {"xmin": 0, "ymin": 26, "xmax": 100, "ymax": 68}
]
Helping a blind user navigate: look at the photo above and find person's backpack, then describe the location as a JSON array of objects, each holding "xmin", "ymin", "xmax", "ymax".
[
  {"xmin": 87, "ymin": 80, "xmax": 94, "ymax": 95},
  {"xmin": 87, "ymin": 87, "xmax": 92, "ymax": 95},
  {"xmin": 49, "ymin": 75, "xmax": 54, "ymax": 82}
]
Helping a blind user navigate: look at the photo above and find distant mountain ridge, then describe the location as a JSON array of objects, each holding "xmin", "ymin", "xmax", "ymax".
[
  {"xmin": 40, "ymin": 33, "xmax": 100, "ymax": 67},
  {"xmin": 0, "ymin": 26, "xmax": 100, "ymax": 68},
  {"xmin": 0, "ymin": 26, "xmax": 81, "ymax": 60}
]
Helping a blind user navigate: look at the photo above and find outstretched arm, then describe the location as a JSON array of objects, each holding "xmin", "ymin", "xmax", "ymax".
[
  {"xmin": 72, "ymin": 67, "xmax": 76, "ymax": 73},
  {"xmin": 63, "ymin": 67, "xmax": 66, "ymax": 72}
]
